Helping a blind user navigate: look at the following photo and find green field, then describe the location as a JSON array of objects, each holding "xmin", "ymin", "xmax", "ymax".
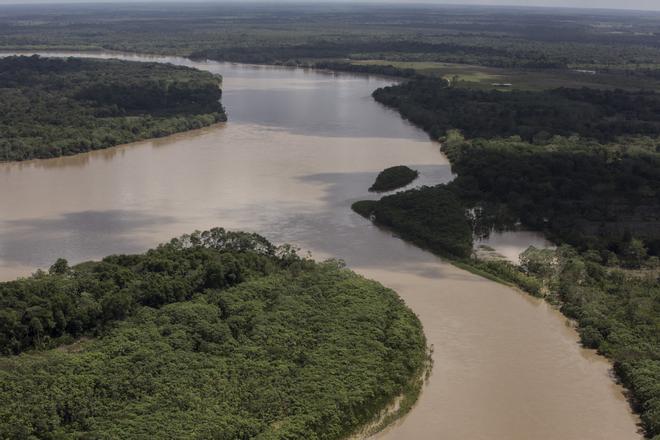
[{"xmin": 352, "ymin": 59, "xmax": 660, "ymax": 91}]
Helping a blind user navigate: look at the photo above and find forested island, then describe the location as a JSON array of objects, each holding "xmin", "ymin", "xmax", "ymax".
[
  {"xmin": 0, "ymin": 56, "xmax": 227, "ymax": 161},
  {"xmin": 369, "ymin": 165, "xmax": 419, "ymax": 192},
  {"xmin": 0, "ymin": 229, "xmax": 428, "ymax": 439}
]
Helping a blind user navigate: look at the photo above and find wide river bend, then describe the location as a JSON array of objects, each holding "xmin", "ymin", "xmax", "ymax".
[{"xmin": 0, "ymin": 52, "xmax": 641, "ymax": 440}]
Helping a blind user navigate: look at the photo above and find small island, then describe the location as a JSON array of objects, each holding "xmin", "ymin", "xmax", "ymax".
[
  {"xmin": 0, "ymin": 55, "xmax": 227, "ymax": 161},
  {"xmin": 0, "ymin": 228, "xmax": 429, "ymax": 438},
  {"xmin": 369, "ymin": 165, "xmax": 419, "ymax": 192}
]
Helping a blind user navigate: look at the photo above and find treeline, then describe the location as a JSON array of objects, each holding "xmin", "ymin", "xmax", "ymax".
[
  {"xmin": 313, "ymin": 61, "xmax": 420, "ymax": 79},
  {"xmin": 0, "ymin": 228, "xmax": 428, "ymax": 439},
  {"xmin": 190, "ymin": 41, "xmax": 511, "ymax": 64},
  {"xmin": 0, "ymin": 56, "xmax": 227, "ymax": 161},
  {"xmin": 190, "ymin": 40, "xmax": 564, "ymax": 69},
  {"xmin": 373, "ymin": 78, "xmax": 660, "ymax": 142}
]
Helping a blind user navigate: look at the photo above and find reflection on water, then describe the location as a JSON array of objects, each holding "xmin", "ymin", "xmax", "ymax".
[{"xmin": 0, "ymin": 52, "xmax": 641, "ymax": 440}]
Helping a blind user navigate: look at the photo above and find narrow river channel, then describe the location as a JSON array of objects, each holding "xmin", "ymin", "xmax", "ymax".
[{"xmin": 0, "ymin": 52, "xmax": 642, "ymax": 440}]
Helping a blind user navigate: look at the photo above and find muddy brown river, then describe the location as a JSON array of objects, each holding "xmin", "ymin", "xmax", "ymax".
[{"xmin": 0, "ymin": 52, "xmax": 642, "ymax": 439}]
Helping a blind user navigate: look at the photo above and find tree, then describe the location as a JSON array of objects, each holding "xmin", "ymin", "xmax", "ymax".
[{"xmin": 49, "ymin": 258, "xmax": 69, "ymax": 275}]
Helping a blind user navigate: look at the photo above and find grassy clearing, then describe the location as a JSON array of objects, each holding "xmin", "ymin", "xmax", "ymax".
[{"xmin": 351, "ymin": 59, "xmax": 660, "ymax": 91}]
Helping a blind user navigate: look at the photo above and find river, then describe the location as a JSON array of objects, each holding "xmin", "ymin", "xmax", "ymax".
[{"xmin": 0, "ymin": 52, "xmax": 641, "ymax": 440}]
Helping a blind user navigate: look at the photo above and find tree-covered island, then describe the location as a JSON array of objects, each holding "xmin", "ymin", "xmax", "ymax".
[{"xmin": 369, "ymin": 165, "xmax": 419, "ymax": 192}]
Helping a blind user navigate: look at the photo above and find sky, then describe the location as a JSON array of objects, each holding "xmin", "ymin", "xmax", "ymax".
[{"xmin": 0, "ymin": 0, "xmax": 658, "ymax": 12}]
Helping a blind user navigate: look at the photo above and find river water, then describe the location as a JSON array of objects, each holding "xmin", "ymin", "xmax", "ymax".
[{"xmin": 0, "ymin": 52, "xmax": 641, "ymax": 439}]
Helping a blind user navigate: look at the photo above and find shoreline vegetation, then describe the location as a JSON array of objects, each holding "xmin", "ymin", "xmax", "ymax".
[
  {"xmin": 353, "ymin": 176, "xmax": 659, "ymax": 438},
  {"xmin": 0, "ymin": 228, "xmax": 429, "ymax": 439},
  {"xmin": 355, "ymin": 76, "xmax": 660, "ymax": 437},
  {"xmin": 0, "ymin": 55, "xmax": 227, "ymax": 161},
  {"xmin": 369, "ymin": 166, "xmax": 419, "ymax": 193}
]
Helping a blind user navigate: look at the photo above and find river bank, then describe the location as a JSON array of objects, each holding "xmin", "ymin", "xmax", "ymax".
[{"xmin": 0, "ymin": 51, "xmax": 642, "ymax": 440}]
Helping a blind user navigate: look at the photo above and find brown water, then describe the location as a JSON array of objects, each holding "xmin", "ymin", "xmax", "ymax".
[{"xmin": 0, "ymin": 52, "xmax": 641, "ymax": 439}]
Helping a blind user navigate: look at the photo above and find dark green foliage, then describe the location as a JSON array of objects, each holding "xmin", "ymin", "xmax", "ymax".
[
  {"xmin": 443, "ymin": 135, "xmax": 660, "ymax": 254},
  {"xmin": 369, "ymin": 166, "xmax": 419, "ymax": 193},
  {"xmin": 373, "ymin": 74, "xmax": 660, "ymax": 253},
  {"xmin": 351, "ymin": 200, "xmax": 378, "ymax": 219},
  {"xmin": 0, "ymin": 229, "xmax": 427, "ymax": 439},
  {"xmin": 0, "ymin": 55, "xmax": 227, "ymax": 161},
  {"xmin": 0, "ymin": 228, "xmax": 283, "ymax": 355},
  {"xmin": 353, "ymin": 186, "xmax": 473, "ymax": 258},
  {"xmin": 373, "ymin": 78, "xmax": 660, "ymax": 142}
]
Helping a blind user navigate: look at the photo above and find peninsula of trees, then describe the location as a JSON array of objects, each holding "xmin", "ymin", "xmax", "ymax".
[
  {"xmin": 0, "ymin": 229, "xmax": 428, "ymax": 439},
  {"xmin": 0, "ymin": 56, "xmax": 227, "ymax": 161}
]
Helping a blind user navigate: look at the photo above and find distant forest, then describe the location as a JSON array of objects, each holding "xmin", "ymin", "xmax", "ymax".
[
  {"xmin": 0, "ymin": 56, "xmax": 226, "ymax": 161},
  {"xmin": 3, "ymin": 3, "xmax": 660, "ymax": 74}
]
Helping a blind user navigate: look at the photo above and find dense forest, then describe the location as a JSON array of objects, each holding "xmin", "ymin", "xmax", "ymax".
[
  {"xmin": 373, "ymin": 78, "xmax": 660, "ymax": 142},
  {"xmin": 369, "ymin": 165, "xmax": 419, "ymax": 192},
  {"xmin": 4, "ymin": 4, "xmax": 660, "ymax": 77},
  {"xmin": 372, "ymin": 75, "xmax": 660, "ymax": 256},
  {"xmin": 0, "ymin": 229, "xmax": 428, "ymax": 439},
  {"xmin": 353, "ymin": 185, "xmax": 473, "ymax": 259},
  {"xmin": 0, "ymin": 56, "xmax": 226, "ymax": 161},
  {"xmin": 442, "ymin": 133, "xmax": 660, "ymax": 255}
]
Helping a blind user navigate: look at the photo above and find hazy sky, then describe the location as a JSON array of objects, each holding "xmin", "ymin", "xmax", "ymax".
[{"xmin": 0, "ymin": 0, "xmax": 659, "ymax": 12}]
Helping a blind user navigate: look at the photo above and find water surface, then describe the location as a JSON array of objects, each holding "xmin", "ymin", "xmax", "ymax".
[{"xmin": 0, "ymin": 52, "xmax": 641, "ymax": 440}]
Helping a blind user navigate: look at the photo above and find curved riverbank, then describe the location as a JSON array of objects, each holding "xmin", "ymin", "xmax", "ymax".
[
  {"xmin": 0, "ymin": 55, "xmax": 226, "ymax": 162},
  {"xmin": 0, "ymin": 51, "xmax": 642, "ymax": 440}
]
